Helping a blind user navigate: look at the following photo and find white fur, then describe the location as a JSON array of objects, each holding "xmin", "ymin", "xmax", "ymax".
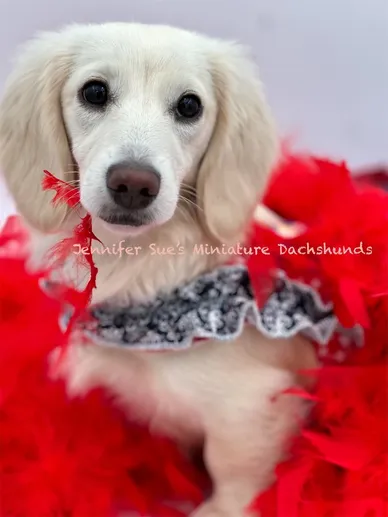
[{"xmin": 0, "ymin": 23, "xmax": 317, "ymax": 516}]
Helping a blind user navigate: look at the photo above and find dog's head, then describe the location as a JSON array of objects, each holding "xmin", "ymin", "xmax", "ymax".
[{"xmin": 0, "ymin": 23, "xmax": 278, "ymax": 244}]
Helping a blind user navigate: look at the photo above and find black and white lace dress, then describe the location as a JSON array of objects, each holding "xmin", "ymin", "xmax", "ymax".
[{"xmin": 81, "ymin": 264, "xmax": 362, "ymax": 359}]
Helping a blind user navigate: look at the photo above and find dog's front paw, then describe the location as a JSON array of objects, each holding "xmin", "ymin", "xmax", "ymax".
[
  {"xmin": 49, "ymin": 342, "xmax": 105, "ymax": 398},
  {"xmin": 191, "ymin": 499, "xmax": 256, "ymax": 517},
  {"xmin": 191, "ymin": 501, "xmax": 224, "ymax": 517}
]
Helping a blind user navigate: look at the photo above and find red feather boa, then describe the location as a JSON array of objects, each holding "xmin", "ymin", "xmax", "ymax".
[
  {"xmin": 249, "ymin": 155, "xmax": 388, "ymax": 517},
  {"xmin": 0, "ymin": 154, "xmax": 387, "ymax": 517}
]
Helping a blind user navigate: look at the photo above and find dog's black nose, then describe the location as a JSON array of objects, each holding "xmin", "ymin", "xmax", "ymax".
[{"xmin": 106, "ymin": 162, "xmax": 161, "ymax": 210}]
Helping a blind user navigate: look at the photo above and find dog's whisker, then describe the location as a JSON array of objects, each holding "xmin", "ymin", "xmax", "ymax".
[
  {"xmin": 179, "ymin": 195, "xmax": 203, "ymax": 214},
  {"xmin": 51, "ymin": 189, "xmax": 80, "ymax": 203},
  {"xmin": 176, "ymin": 200, "xmax": 200, "ymax": 225},
  {"xmin": 61, "ymin": 180, "xmax": 80, "ymax": 187},
  {"xmin": 180, "ymin": 189, "xmax": 196, "ymax": 198},
  {"xmin": 49, "ymin": 192, "xmax": 82, "ymax": 212},
  {"xmin": 180, "ymin": 182, "xmax": 196, "ymax": 192},
  {"xmin": 178, "ymin": 195, "xmax": 196, "ymax": 210},
  {"xmin": 180, "ymin": 186, "xmax": 197, "ymax": 197}
]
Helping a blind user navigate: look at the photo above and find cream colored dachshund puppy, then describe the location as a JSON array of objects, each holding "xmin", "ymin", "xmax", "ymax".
[{"xmin": 0, "ymin": 23, "xmax": 316, "ymax": 516}]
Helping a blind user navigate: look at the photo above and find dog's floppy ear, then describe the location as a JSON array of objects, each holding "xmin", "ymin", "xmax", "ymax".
[
  {"xmin": 197, "ymin": 43, "xmax": 278, "ymax": 244},
  {"xmin": 0, "ymin": 32, "xmax": 74, "ymax": 233}
]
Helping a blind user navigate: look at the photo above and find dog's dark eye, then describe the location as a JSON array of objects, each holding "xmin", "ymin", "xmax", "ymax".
[
  {"xmin": 175, "ymin": 94, "xmax": 202, "ymax": 120},
  {"xmin": 82, "ymin": 81, "xmax": 108, "ymax": 106}
]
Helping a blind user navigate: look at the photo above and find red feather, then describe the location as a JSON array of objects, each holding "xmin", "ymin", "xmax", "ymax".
[
  {"xmin": 41, "ymin": 171, "xmax": 99, "ymax": 306},
  {"xmin": 249, "ymin": 154, "xmax": 388, "ymax": 517},
  {"xmin": 42, "ymin": 170, "xmax": 80, "ymax": 208},
  {"xmin": 0, "ymin": 226, "xmax": 205, "ymax": 517}
]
